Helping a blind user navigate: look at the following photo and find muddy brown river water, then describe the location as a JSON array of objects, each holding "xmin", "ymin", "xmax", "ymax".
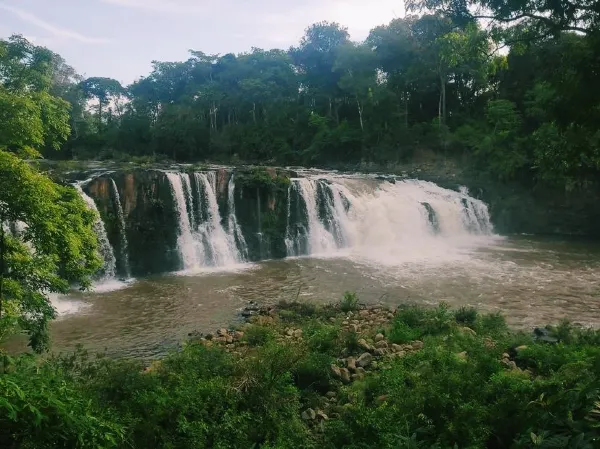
[{"xmin": 5, "ymin": 235, "xmax": 595, "ymax": 358}]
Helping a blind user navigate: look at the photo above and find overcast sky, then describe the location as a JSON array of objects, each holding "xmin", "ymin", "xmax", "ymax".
[{"xmin": 0, "ymin": 0, "xmax": 404, "ymax": 84}]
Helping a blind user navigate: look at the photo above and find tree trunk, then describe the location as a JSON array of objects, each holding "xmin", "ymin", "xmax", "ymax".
[
  {"xmin": 356, "ymin": 98, "xmax": 364, "ymax": 131},
  {"xmin": 404, "ymin": 92, "xmax": 409, "ymax": 128}
]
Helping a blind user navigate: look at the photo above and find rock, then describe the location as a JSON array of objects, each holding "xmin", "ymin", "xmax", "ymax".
[
  {"xmin": 330, "ymin": 364, "xmax": 341, "ymax": 379},
  {"xmin": 459, "ymin": 327, "xmax": 477, "ymax": 337},
  {"xmin": 358, "ymin": 339, "xmax": 372, "ymax": 352},
  {"xmin": 326, "ymin": 391, "xmax": 337, "ymax": 399},
  {"xmin": 394, "ymin": 351, "xmax": 406, "ymax": 358},
  {"xmin": 411, "ymin": 340, "xmax": 424, "ymax": 350},
  {"xmin": 456, "ymin": 351, "xmax": 468, "ymax": 360},
  {"xmin": 217, "ymin": 328, "xmax": 228, "ymax": 337},
  {"xmin": 339, "ymin": 368, "xmax": 351, "ymax": 384},
  {"xmin": 225, "ymin": 336, "xmax": 234, "ymax": 344},
  {"xmin": 537, "ymin": 335, "xmax": 559, "ymax": 344},
  {"xmin": 502, "ymin": 353, "xmax": 511, "ymax": 360},
  {"xmin": 293, "ymin": 329, "xmax": 303, "ymax": 338},
  {"xmin": 374, "ymin": 348, "xmax": 387, "ymax": 356},
  {"xmin": 375, "ymin": 340, "xmax": 388, "ymax": 349},
  {"xmin": 301, "ymin": 408, "xmax": 316, "ymax": 420},
  {"xmin": 316, "ymin": 411, "xmax": 329, "ymax": 420},
  {"xmin": 356, "ymin": 352, "xmax": 373, "ymax": 368},
  {"xmin": 351, "ymin": 373, "xmax": 365, "ymax": 381},
  {"xmin": 356, "ymin": 367, "xmax": 367, "ymax": 375},
  {"xmin": 286, "ymin": 329, "xmax": 294, "ymax": 337},
  {"xmin": 484, "ymin": 337, "xmax": 496, "ymax": 348},
  {"xmin": 371, "ymin": 361, "xmax": 378, "ymax": 369},
  {"xmin": 391, "ymin": 344, "xmax": 403, "ymax": 353},
  {"xmin": 233, "ymin": 331, "xmax": 244, "ymax": 340},
  {"xmin": 329, "ymin": 317, "xmax": 336, "ymax": 323},
  {"xmin": 342, "ymin": 321, "xmax": 349, "ymax": 325},
  {"xmin": 359, "ymin": 310, "xmax": 370, "ymax": 317},
  {"xmin": 515, "ymin": 345, "xmax": 528, "ymax": 354},
  {"xmin": 346, "ymin": 357, "xmax": 357, "ymax": 371},
  {"xmin": 375, "ymin": 333, "xmax": 385, "ymax": 342},
  {"xmin": 349, "ymin": 323, "xmax": 360, "ymax": 333}
]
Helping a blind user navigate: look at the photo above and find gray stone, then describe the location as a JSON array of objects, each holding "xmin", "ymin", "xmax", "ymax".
[
  {"xmin": 375, "ymin": 340, "xmax": 388, "ymax": 349},
  {"xmin": 356, "ymin": 352, "xmax": 373, "ymax": 368},
  {"xmin": 411, "ymin": 340, "xmax": 424, "ymax": 350},
  {"xmin": 391, "ymin": 344, "xmax": 403, "ymax": 353},
  {"xmin": 302, "ymin": 408, "xmax": 316, "ymax": 420},
  {"xmin": 326, "ymin": 391, "xmax": 337, "ymax": 399},
  {"xmin": 346, "ymin": 357, "xmax": 357, "ymax": 371},
  {"xmin": 330, "ymin": 364, "xmax": 341, "ymax": 379},
  {"xmin": 358, "ymin": 339, "xmax": 372, "ymax": 352},
  {"xmin": 339, "ymin": 368, "xmax": 351, "ymax": 383},
  {"xmin": 374, "ymin": 348, "xmax": 387, "ymax": 356}
]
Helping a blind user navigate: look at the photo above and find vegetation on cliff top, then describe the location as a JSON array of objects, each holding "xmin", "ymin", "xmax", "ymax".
[{"xmin": 2, "ymin": 298, "xmax": 599, "ymax": 448}]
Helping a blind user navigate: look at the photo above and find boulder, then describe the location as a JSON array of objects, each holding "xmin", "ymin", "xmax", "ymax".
[
  {"xmin": 217, "ymin": 328, "xmax": 228, "ymax": 337},
  {"xmin": 358, "ymin": 339, "xmax": 372, "ymax": 352},
  {"xmin": 459, "ymin": 327, "xmax": 477, "ymax": 337},
  {"xmin": 316, "ymin": 411, "xmax": 329, "ymax": 421},
  {"xmin": 301, "ymin": 408, "xmax": 316, "ymax": 420},
  {"xmin": 411, "ymin": 340, "xmax": 424, "ymax": 350},
  {"xmin": 391, "ymin": 344, "xmax": 403, "ymax": 353},
  {"xmin": 356, "ymin": 352, "xmax": 373, "ymax": 368},
  {"xmin": 375, "ymin": 340, "xmax": 388, "ymax": 349},
  {"xmin": 339, "ymin": 368, "xmax": 351, "ymax": 383},
  {"xmin": 330, "ymin": 364, "xmax": 341, "ymax": 379},
  {"xmin": 373, "ymin": 348, "xmax": 387, "ymax": 356},
  {"xmin": 293, "ymin": 329, "xmax": 303, "ymax": 338},
  {"xmin": 346, "ymin": 357, "xmax": 357, "ymax": 371}
]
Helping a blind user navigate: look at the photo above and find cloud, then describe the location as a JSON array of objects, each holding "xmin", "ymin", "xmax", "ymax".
[
  {"xmin": 100, "ymin": 0, "xmax": 205, "ymax": 14},
  {"xmin": 0, "ymin": 2, "xmax": 110, "ymax": 44}
]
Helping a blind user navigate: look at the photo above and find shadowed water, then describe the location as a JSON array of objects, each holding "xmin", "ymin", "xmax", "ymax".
[{"xmin": 4, "ymin": 235, "xmax": 597, "ymax": 359}]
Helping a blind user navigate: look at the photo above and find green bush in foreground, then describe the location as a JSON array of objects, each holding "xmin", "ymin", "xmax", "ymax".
[{"xmin": 1, "ymin": 303, "xmax": 600, "ymax": 448}]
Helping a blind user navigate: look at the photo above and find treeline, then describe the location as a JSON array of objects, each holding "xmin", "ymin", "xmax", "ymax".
[{"xmin": 2, "ymin": 0, "xmax": 600, "ymax": 192}]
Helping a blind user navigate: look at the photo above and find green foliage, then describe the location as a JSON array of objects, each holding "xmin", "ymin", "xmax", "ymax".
[
  {"xmin": 454, "ymin": 306, "xmax": 478, "ymax": 326},
  {"xmin": 0, "ymin": 151, "xmax": 101, "ymax": 351},
  {"xmin": 3, "ymin": 304, "xmax": 600, "ymax": 448},
  {"xmin": 339, "ymin": 291, "xmax": 360, "ymax": 312},
  {"xmin": 244, "ymin": 324, "xmax": 276, "ymax": 347}
]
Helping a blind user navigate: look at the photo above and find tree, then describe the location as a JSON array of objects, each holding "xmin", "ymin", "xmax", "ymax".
[
  {"xmin": 0, "ymin": 35, "xmax": 101, "ymax": 351},
  {"xmin": 79, "ymin": 77, "xmax": 127, "ymax": 125}
]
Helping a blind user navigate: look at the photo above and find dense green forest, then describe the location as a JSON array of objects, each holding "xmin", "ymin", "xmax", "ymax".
[{"xmin": 2, "ymin": 0, "xmax": 599, "ymax": 191}]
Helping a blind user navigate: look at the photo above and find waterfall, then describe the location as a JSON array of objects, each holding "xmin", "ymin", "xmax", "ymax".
[
  {"xmin": 109, "ymin": 178, "xmax": 131, "ymax": 279},
  {"xmin": 194, "ymin": 172, "xmax": 241, "ymax": 266},
  {"xmin": 284, "ymin": 176, "xmax": 494, "ymax": 260},
  {"xmin": 227, "ymin": 175, "xmax": 248, "ymax": 260},
  {"xmin": 165, "ymin": 173, "xmax": 199, "ymax": 270},
  {"xmin": 76, "ymin": 185, "xmax": 117, "ymax": 280}
]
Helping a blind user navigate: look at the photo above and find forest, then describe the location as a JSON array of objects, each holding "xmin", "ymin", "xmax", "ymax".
[{"xmin": 2, "ymin": 0, "xmax": 600, "ymax": 191}]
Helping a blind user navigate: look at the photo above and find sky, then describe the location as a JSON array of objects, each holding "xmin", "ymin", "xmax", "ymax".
[{"xmin": 0, "ymin": 0, "xmax": 404, "ymax": 85}]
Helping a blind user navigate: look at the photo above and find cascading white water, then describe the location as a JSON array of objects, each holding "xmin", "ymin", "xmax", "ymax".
[
  {"xmin": 227, "ymin": 175, "xmax": 248, "ymax": 260},
  {"xmin": 194, "ymin": 172, "xmax": 241, "ymax": 266},
  {"xmin": 109, "ymin": 178, "xmax": 131, "ymax": 279},
  {"xmin": 165, "ymin": 173, "xmax": 199, "ymax": 270},
  {"xmin": 285, "ymin": 176, "xmax": 494, "ymax": 263},
  {"xmin": 75, "ymin": 185, "xmax": 117, "ymax": 279},
  {"xmin": 292, "ymin": 178, "xmax": 338, "ymax": 254}
]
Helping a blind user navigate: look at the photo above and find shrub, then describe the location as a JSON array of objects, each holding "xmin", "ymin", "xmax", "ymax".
[
  {"xmin": 454, "ymin": 306, "xmax": 478, "ymax": 326},
  {"xmin": 244, "ymin": 325, "xmax": 275, "ymax": 347},
  {"xmin": 339, "ymin": 291, "xmax": 360, "ymax": 312}
]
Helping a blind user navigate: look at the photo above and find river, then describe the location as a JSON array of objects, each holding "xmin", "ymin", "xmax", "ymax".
[{"xmin": 25, "ymin": 235, "xmax": 596, "ymax": 358}]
